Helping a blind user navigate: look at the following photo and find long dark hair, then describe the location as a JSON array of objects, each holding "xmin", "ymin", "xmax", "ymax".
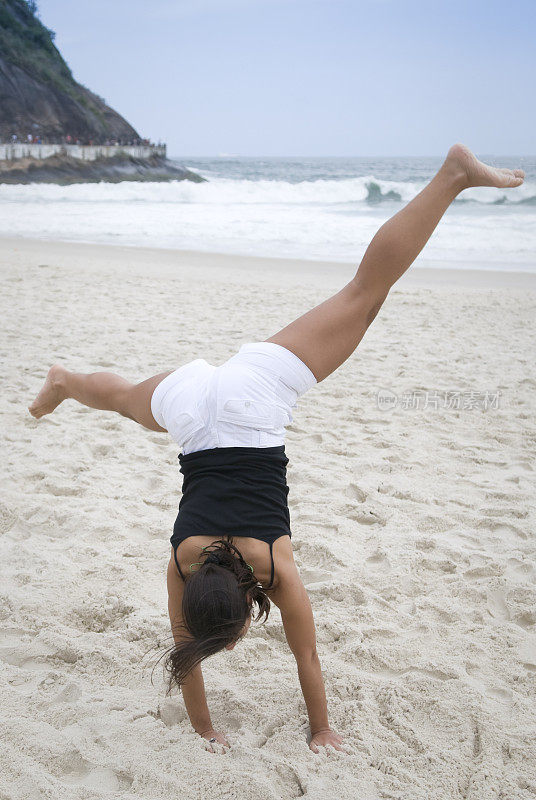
[{"xmin": 165, "ymin": 537, "xmax": 271, "ymax": 689}]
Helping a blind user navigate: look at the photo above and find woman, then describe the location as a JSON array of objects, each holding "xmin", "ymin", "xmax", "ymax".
[{"xmin": 29, "ymin": 144, "xmax": 524, "ymax": 755}]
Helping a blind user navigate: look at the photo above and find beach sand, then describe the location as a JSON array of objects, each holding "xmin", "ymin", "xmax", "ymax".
[{"xmin": 1, "ymin": 236, "xmax": 535, "ymax": 799}]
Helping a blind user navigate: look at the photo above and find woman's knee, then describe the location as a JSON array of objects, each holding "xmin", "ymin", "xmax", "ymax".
[{"xmin": 121, "ymin": 377, "xmax": 170, "ymax": 432}]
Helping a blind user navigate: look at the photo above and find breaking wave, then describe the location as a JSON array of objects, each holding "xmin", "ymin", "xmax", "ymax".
[{"xmin": 0, "ymin": 175, "xmax": 534, "ymax": 206}]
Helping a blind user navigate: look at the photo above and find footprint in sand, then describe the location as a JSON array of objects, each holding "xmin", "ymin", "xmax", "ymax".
[
  {"xmin": 478, "ymin": 519, "xmax": 528, "ymax": 540},
  {"xmin": 0, "ymin": 628, "xmax": 43, "ymax": 672},
  {"xmin": 44, "ymin": 483, "xmax": 80, "ymax": 497},
  {"xmin": 48, "ymin": 681, "xmax": 82, "ymax": 704},
  {"xmin": 0, "ymin": 502, "xmax": 18, "ymax": 534},
  {"xmin": 300, "ymin": 567, "xmax": 334, "ymax": 585},
  {"xmin": 377, "ymin": 664, "xmax": 455, "ymax": 682},
  {"xmin": 481, "ymin": 506, "xmax": 528, "ymax": 519},
  {"xmin": 464, "ymin": 666, "xmax": 513, "ymax": 703},
  {"xmin": 158, "ymin": 697, "xmax": 188, "ymax": 727},
  {"xmin": 273, "ymin": 762, "xmax": 307, "ymax": 798},
  {"xmin": 506, "ymin": 557, "xmax": 536, "ymax": 581},
  {"xmin": 292, "ymin": 538, "xmax": 345, "ymax": 575},
  {"xmin": 143, "ymin": 493, "xmax": 175, "ymax": 511},
  {"xmin": 143, "ymin": 472, "xmax": 166, "ymax": 491},
  {"xmin": 374, "ymin": 686, "xmax": 425, "ymax": 753},
  {"xmin": 377, "ymin": 483, "xmax": 421, "ymax": 502},
  {"xmin": 58, "ymin": 752, "xmax": 133, "ymax": 792},
  {"xmin": 149, "ymin": 435, "xmax": 168, "ymax": 446},
  {"xmin": 345, "ymin": 483, "xmax": 366, "ymax": 502},
  {"xmin": 0, "ymin": 628, "xmax": 62, "ymax": 674},
  {"xmin": 486, "ymin": 589, "xmax": 509, "ymax": 620},
  {"xmin": 92, "ymin": 443, "xmax": 112, "ymax": 457},
  {"xmin": 366, "ymin": 550, "xmax": 390, "ymax": 568},
  {"xmin": 512, "ymin": 611, "xmax": 536, "ymax": 631},
  {"xmin": 73, "ymin": 597, "xmax": 134, "ymax": 633},
  {"xmin": 346, "ymin": 506, "xmax": 385, "ymax": 525},
  {"xmin": 416, "ymin": 514, "xmax": 454, "ymax": 534},
  {"xmin": 518, "ymin": 640, "xmax": 536, "ymax": 673},
  {"xmin": 414, "ymin": 538, "xmax": 436, "ymax": 552},
  {"xmin": 463, "ymin": 563, "xmax": 503, "ymax": 581}
]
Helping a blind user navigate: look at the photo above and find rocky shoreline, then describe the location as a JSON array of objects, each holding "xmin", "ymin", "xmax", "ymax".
[{"xmin": 0, "ymin": 152, "xmax": 205, "ymax": 184}]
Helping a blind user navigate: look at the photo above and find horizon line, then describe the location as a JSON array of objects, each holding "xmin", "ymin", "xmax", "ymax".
[{"xmin": 169, "ymin": 152, "xmax": 535, "ymax": 160}]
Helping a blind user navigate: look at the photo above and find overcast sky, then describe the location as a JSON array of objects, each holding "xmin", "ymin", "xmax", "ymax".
[{"xmin": 38, "ymin": 0, "xmax": 534, "ymax": 157}]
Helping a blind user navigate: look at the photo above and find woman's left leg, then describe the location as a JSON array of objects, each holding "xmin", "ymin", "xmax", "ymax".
[
  {"xmin": 266, "ymin": 144, "xmax": 524, "ymax": 382},
  {"xmin": 28, "ymin": 365, "xmax": 171, "ymax": 432}
]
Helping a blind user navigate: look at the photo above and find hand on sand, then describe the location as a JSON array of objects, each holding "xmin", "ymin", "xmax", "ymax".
[
  {"xmin": 309, "ymin": 727, "xmax": 349, "ymax": 754},
  {"xmin": 199, "ymin": 728, "xmax": 230, "ymax": 753},
  {"xmin": 444, "ymin": 143, "xmax": 525, "ymax": 190}
]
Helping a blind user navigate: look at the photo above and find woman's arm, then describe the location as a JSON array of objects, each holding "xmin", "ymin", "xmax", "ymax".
[
  {"xmin": 270, "ymin": 553, "xmax": 347, "ymax": 752},
  {"xmin": 166, "ymin": 558, "xmax": 229, "ymax": 749},
  {"xmin": 177, "ymin": 664, "xmax": 213, "ymax": 736}
]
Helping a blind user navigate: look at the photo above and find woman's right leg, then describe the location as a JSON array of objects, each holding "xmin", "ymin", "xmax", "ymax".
[{"xmin": 28, "ymin": 365, "xmax": 172, "ymax": 432}]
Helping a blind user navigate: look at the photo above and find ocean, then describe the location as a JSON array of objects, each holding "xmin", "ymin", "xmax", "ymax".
[{"xmin": 1, "ymin": 155, "xmax": 534, "ymax": 271}]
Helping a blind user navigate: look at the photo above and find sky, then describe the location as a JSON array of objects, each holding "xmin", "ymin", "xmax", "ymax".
[{"xmin": 38, "ymin": 0, "xmax": 535, "ymax": 157}]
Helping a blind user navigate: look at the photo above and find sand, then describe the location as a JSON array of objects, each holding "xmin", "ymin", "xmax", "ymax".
[{"xmin": 1, "ymin": 236, "xmax": 535, "ymax": 800}]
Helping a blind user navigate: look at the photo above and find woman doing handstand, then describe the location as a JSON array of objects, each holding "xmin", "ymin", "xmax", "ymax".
[{"xmin": 29, "ymin": 145, "xmax": 524, "ymax": 754}]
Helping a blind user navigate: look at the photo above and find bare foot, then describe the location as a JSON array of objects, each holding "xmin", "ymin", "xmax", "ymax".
[
  {"xmin": 28, "ymin": 365, "xmax": 68, "ymax": 419},
  {"xmin": 444, "ymin": 143, "xmax": 525, "ymax": 190}
]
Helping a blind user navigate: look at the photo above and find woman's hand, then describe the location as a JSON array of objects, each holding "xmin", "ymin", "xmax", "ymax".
[
  {"xmin": 309, "ymin": 727, "xmax": 347, "ymax": 754},
  {"xmin": 199, "ymin": 728, "xmax": 230, "ymax": 753}
]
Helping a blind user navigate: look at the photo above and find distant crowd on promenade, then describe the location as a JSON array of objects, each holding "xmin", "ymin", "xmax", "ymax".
[{"xmin": 2, "ymin": 133, "xmax": 163, "ymax": 147}]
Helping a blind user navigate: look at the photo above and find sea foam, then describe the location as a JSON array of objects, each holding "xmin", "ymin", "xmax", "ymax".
[{"xmin": 0, "ymin": 166, "xmax": 534, "ymax": 269}]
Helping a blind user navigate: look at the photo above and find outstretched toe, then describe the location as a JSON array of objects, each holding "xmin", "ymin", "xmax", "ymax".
[{"xmin": 498, "ymin": 167, "xmax": 525, "ymax": 187}]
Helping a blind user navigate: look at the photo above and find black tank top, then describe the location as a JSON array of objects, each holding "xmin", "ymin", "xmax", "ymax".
[{"xmin": 171, "ymin": 445, "xmax": 291, "ymax": 588}]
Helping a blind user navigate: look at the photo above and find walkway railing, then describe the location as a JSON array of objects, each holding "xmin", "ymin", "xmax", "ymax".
[{"xmin": 0, "ymin": 144, "xmax": 167, "ymax": 161}]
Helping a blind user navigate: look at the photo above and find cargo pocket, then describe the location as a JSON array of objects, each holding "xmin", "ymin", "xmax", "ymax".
[
  {"xmin": 216, "ymin": 397, "xmax": 277, "ymax": 431},
  {"xmin": 166, "ymin": 410, "xmax": 205, "ymax": 447}
]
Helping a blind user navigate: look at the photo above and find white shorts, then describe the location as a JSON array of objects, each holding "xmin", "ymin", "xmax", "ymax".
[{"xmin": 150, "ymin": 342, "xmax": 317, "ymax": 455}]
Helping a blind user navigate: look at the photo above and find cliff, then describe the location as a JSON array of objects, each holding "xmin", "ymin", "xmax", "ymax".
[
  {"xmin": 0, "ymin": 0, "xmax": 138, "ymax": 143},
  {"xmin": 0, "ymin": 0, "xmax": 204, "ymax": 183}
]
